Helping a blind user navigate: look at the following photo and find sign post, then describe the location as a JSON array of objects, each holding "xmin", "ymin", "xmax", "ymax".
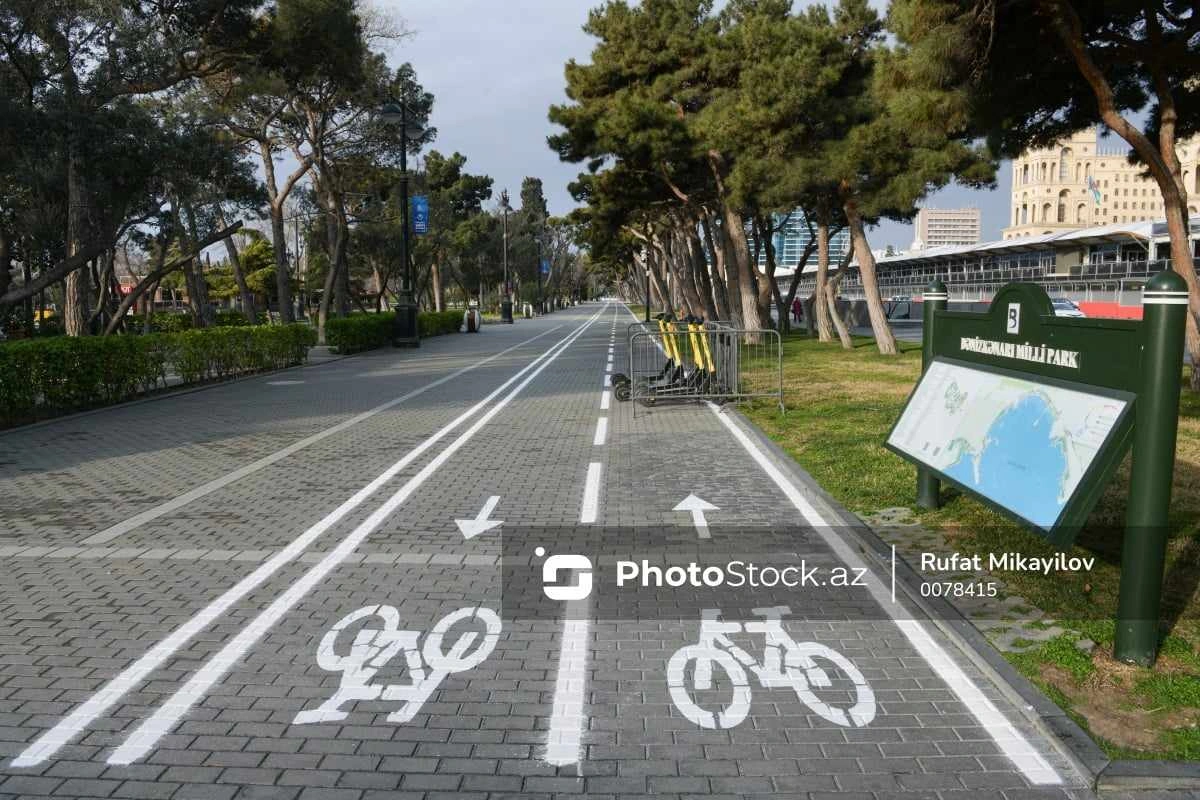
[
  {"xmin": 886, "ymin": 272, "xmax": 1187, "ymax": 666},
  {"xmin": 918, "ymin": 280, "xmax": 948, "ymax": 509},
  {"xmin": 1115, "ymin": 270, "xmax": 1187, "ymax": 664}
]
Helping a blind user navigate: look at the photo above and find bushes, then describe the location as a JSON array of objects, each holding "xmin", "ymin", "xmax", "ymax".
[
  {"xmin": 151, "ymin": 309, "xmax": 253, "ymax": 332},
  {"xmin": 419, "ymin": 310, "xmax": 465, "ymax": 338},
  {"xmin": 171, "ymin": 324, "xmax": 315, "ymax": 382},
  {"xmin": 326, "ymin": 310, "xmax": 463, "ymax": 354},
  {"xmin": 0, "ymin": 324, "xmax": 315, "ymax": 427},
  {"xmin": 325, "ymin": 314, "xmax": 393, "ymax": 354}
]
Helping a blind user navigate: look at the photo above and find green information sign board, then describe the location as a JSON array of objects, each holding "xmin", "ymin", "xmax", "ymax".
[
  {"xmin": 887, "ymin": 357, "xmax": 1134, "ymax": 541},
  {"xmin": 885, "ymin": 275, "xmax": 1188, "ymax": 665}
]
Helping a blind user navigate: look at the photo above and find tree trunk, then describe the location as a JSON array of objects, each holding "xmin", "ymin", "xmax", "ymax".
[
  {"xmin": 431, "ymin": 259, "xmax": 445, "ymax": 311},
  {"xmin": 842, "ymin": 197, "xmax": 897, "ymax": 355},
  {"xmin": 64, "ymin": 142, "xmax": 92, "ymax": 336},
  {"xmin": 814, "ymin": 218, "xmax": 834, "ymax": 342},
  {"xmin": 721, "ymin": 204, "xmax": 767, "ymax": 333},
  {"xmin": 667, "ymin": 229, "xmax": 705, "ymax": 319},
  {"xmin": 0, "ymin": 230, "xmax": 11, "ymax": 300},
  {"xmin": 183, "ymin": 203, "xmax": 214, "ymax": 328},
  {"xmin": 1043, "ymin": 0, "xmax": 1200, "ymax": 384},
  {"xmin": 259, "ymin": 142, "xmax": 297, "ymax": 323},
  {"xmin": 756, "ymin": 216, "xmax": 778, "ymax": 329},
  {"xmin": 104, "ymin": 223, "xmax": 240, "ymax": 335},
  {"xmin": 687, "ymin": 224, "xmax": 718, "ymax": 320},
  {"xmin": 700, "ymin": 211, "xmax": 731, "ymax": 321},
  {"xmin": 218, "ymin": 211, "xmax": 258, "ymax": 324},
  {"xmin": 826, "ymin": 272, "xmax": 853, "ymax": 349}
]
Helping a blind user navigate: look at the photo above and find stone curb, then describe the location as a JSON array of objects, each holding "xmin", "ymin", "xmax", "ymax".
[
  {"xmin": 0, "ymin": 346, "xmax": 353, "ymax": 438},
  {"xmin": 1096, "ymin": 760, "xmax": 1200, "ymax": 791},
  {"xmin": 718, "ymin": 404, "xmax": 1200, "ymax": 794}
]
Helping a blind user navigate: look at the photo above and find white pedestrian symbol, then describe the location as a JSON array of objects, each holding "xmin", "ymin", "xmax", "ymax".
[
  {"xmin": 667, "ymin": 606, "xmax": 876, "ymax": 730},
  {"xmin": 294, "ymin": 605, "xmax": 501, "ymax": 725}
]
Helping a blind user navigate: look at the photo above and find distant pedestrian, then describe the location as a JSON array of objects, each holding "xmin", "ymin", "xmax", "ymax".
[{"xmin": 791, "ymin": 297, "xmax": 802, "ymax": 324}]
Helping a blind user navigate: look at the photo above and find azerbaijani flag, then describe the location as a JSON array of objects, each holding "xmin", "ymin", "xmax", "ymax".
[{"xmin": 1087, "ymin": 175, "xmax": 1102, "ymax": 206}]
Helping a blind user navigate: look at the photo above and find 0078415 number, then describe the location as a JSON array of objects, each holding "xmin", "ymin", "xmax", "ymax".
[{"xmin": 920, "ymin": 580, "xmax": 999, "ymax": 598}]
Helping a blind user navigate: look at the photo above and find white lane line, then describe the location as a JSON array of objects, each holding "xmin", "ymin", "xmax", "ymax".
[
  {"xmin": 546, "ymin": 450, "xmax": 602, "ymax": 767},
  {"xmin": 82, "ymin": 327, "xmax": 563, "ymax": 546},
  {"xmin": 11, "ymin": 312, "xmax": 600, "ymax": 769},
  {"xmin": 580, "ymin": 462, "xmax": 602, "ymax": 524},
  {"xmin": 600, "ymin": 390, "xmax": 611, "ymax": 411},
  {"xmin": 545, "ymin": 611, "xmax": 589, "ymax": 768},
  {"xmin": 592, "ymin": 417, "xmax": 608, "ymax": 447},
  {"xmin": 707, "ymin": 404, "xmax": 1063, "ymax": 786},
  {"xmin": 104, "ymin": 308, "xmax": 608, "ymax": 766}
]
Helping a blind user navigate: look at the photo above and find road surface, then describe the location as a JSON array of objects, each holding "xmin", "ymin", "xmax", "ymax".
[{"xmin": 0, "ymin": 304, "xmax": 1109, "ymax": 798}]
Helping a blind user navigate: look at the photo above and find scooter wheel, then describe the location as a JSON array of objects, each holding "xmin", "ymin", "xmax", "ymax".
[{"xmin": 615, "ymin": 383, "xmax": 631, "ymax": 402}]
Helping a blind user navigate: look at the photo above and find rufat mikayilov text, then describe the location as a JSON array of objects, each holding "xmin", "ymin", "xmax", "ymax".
[
  {"xmin": 921, "ymin": 552, "xmax": 1095, "ymax": 575},
  {"xmin": 616, "ymin": 559, "xmax": 868, "ymax": 589}
]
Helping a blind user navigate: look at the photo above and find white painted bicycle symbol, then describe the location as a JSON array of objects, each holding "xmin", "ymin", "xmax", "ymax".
[
  {"xmin": 294, "ymin": 605, "xmax": 501, "ymax": 725},
  {"xmin": 667, "ymin": 606, "xmax": 876, "ymax": 730}
]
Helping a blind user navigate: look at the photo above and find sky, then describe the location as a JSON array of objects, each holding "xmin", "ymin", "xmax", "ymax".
[{"xmin": 378, "ymin": 0, "xmax": 1016, "ymax": 250}]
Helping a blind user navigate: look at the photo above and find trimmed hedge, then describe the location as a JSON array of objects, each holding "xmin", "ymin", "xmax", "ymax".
[
  {"xmin": 326, "ymin": 310, "xmax": 463, "ymax": 354},
  {"xmin": 0, "ymin": 324, "xmax": 315, "ymax": 427},
  {"xmin": 149, "ymin": 309, "xmax": 253, "ymax": 332}
]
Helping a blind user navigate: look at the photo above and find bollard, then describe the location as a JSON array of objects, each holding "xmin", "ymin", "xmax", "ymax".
[
  {"xmin": 917, "ymin": 280, "xmax": 948, "ymax": 509},
  {"xmin": 1114, "ymin": 269, "xmax": 1188, "ymax": 666}
]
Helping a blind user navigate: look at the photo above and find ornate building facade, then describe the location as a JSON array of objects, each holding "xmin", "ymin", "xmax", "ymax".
[{"xmin": 1003, "ymin": 128, "xmax": 1200, "ymax": 239}]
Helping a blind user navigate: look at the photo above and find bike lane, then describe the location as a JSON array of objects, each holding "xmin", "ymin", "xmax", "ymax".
[
  {"xmin": 583, "ymin": 307, "xmax": 1092, "ymax": 798},
  {"xmin": 0, "ymin": 301, "xmax": 1101, "ymax": 799},
  {"xmin": 0, "ymin": 305, "xmax": 607, "ymax": 797}
]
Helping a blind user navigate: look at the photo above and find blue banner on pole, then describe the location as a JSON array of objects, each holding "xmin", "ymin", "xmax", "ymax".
[
  {"xmin": 540, "ymin": 259, "xmax": 551, "ymax": 276},
  {"xmin": 411, "ymin": 195, "xmax": 429, "ymax": 235}
]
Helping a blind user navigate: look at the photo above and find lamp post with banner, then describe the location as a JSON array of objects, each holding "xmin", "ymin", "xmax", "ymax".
[
  {"xmin": 499, "ymin": 190, "xmax": 513, "ymax": 323},
  {"xmin": 378, "ymin": 100, "xmax": 426, "ymax": 346}
]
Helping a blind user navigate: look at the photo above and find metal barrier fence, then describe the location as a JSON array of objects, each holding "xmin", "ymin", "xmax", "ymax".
[{"xmin": 616, "ymin": 319, "xmax": 783, "ymax": 411}]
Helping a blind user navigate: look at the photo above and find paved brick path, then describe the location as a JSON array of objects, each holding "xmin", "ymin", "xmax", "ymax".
[{"xmin": 0, "ymin": 303, "xmax": 1111, "ymax": 798}]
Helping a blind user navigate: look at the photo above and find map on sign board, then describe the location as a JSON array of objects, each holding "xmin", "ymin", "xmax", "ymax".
[{"xmin": 887, "ymin": 359, "xmax": 1129, "ymax": 530}]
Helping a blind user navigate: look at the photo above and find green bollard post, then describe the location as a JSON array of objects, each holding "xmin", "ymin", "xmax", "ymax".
[
  {"xmin": 1114, "ymin": 269, "xmax": 1188, "ymax": 666},
  {"xmin": 917, "ymin": 280, "xmax": 948, "ymax": 509}
]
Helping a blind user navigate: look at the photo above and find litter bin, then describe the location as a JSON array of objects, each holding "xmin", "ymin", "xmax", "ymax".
[{"xmin": 464, "ymin": 301, "xmax": 482, "ymax": 333}]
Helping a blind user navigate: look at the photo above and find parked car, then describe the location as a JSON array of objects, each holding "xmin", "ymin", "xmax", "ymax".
[{"xmin": 1051, "ymin": 298, "xmax": 1086, "ymax": 318}]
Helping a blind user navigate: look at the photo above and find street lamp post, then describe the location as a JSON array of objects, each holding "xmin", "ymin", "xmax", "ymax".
[
  {"xmin": 536, "ymin": 217, "xmax": 544, "ymax": 316},
  {"xmin": 379, "ymin": 101, "xmax": 425, "ymax": 347},
  {"xmin": 499, "ymin": 190, "xmax": 514, "ymax": 324},
  {"xmin": 644, "ymin": 266, "xmax": 651, "ymax": 323}
]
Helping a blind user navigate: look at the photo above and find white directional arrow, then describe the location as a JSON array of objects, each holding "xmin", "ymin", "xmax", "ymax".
[
  {"xmin": 673, "ymin": 494, "xmax": 718, "ymax": 538},
  {"xmin": 456, "ymin": 496, "xmax": 503, "ymax": 539}
]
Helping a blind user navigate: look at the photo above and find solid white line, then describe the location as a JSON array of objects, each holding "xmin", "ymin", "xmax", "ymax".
[
  {"xmin": 580, "ymin": 462, "xmax": 602, "ymax": 524},
  {"xmin": 82, "ymin": 327, "xmax": 563, "ymax": 546},
  {"xmin": 706, "ymin": 405, "xmax": 1063, "ymax": 786},
  {"xmin": 11, "ymin": 310, "xmax": 601, "ymax": 769},
  {"xmin": 544, "ymin": 612, "xmax": 589, "ymax": 767},
  {"xmin": 600, "ymin": 390, "xmax": 611, "ymax": 411},
  {"xmin": 592, "ymin": 417, "xmax": 608, "ymax": 447},
  {"xmin": 104, "ymin": 307, "xmax": 607, "ymax": 766}
]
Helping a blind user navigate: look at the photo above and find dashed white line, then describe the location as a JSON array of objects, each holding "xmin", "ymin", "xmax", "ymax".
[
  {"xmin": 592, "ymin": 417, "xmax": 608, "ymax": 446},
  {"xmin": 600, "ymin": 390, "xmax": 611, "ymax": 411},
  {"xmin": 580, "ymin": 462, "xmax": 602, "ymax": 524},
  {"xmin": 82, "ymin": 327, "xmax": 563, "ymax": 546},
  {"xmin": 545, "ymin": 614, "xmax": 589, "ymax": 768}
]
